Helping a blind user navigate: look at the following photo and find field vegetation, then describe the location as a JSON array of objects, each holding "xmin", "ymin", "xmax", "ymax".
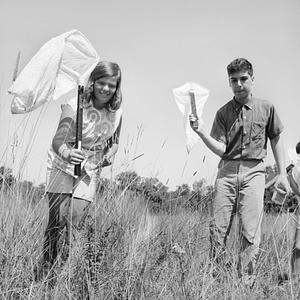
[{"xmin": 0, "ymin": 165, "xmax": 299, "ymax": 299}]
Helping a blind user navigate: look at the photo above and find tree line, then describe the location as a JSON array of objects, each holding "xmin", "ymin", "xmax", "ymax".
[{"xmin": 0, "ymin": 165, "xmax": 297, "ymax": 215}]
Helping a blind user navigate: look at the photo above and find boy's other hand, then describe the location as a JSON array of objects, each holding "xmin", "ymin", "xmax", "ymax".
[{"xmin": 274, "ymin": 173, "xmax": 291, "ymax": 195}]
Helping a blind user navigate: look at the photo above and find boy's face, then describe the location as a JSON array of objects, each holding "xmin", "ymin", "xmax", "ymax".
[{"xmin": 229, "ymin": 70, "xmax": 254, "ymax": 103}]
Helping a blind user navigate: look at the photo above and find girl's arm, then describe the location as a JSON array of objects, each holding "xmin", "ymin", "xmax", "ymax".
[{"xmin": 52, "ymin": 116, "xmax": 85, "ymax": 165}]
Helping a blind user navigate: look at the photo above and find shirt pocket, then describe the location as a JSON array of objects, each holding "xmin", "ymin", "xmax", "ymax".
[{"xmin": 251, "ymin": 122, "xmax": 265, "ymax": 141}]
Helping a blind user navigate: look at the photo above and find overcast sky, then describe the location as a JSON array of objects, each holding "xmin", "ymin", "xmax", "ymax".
[{"xmin": 0, "ymin": 0, "xmax": 299, "ymax": 189}]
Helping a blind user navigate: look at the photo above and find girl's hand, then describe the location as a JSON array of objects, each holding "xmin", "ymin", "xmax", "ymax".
[
  {"xmin": 68, "ymin": 149, "xmax": 85, "ymax": 165},
  {"xmin": 100, "ymin": 156, "xmax": 112, "ymax": 168},
  {"xmin": 61, "ymin": 148, "xmax": 85, "ymax": 165},
  {"xmin": 101, "ymin": 143, "xmax": 118, "ymax": 167}
]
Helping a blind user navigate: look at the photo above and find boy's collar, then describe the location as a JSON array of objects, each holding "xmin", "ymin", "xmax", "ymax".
[{"xmin": 232, "ymin": 96, "xmax": 253, "ymax": 111}]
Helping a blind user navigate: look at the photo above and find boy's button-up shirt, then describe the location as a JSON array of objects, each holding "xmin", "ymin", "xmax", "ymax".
[{"xmin": 210, "ymin": 97, "xmax": 283, "ymax": 161}]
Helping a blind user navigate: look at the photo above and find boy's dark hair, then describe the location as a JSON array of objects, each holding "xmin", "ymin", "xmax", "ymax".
[
  {"xmin": 227, "ymin": 58, "xmax": 253, "ymax": 77},
  {"xmin": 296, "ymin": 142, "xmax": 300, "ymax": 154}
]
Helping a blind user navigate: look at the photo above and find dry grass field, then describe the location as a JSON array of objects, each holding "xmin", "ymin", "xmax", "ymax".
[{"xmin": 0, "ymin": 178, "xmax": 299, "ymax": 300}]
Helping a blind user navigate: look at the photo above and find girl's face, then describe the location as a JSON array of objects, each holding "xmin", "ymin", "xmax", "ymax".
[{"xmin": 93, "ymin": 76, "xmax": 118, "ymax": 109}]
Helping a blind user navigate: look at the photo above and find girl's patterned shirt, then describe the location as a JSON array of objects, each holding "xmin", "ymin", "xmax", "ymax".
[{"xmin": 47, "ymin": 97, "xmax": 122, "ymax": 177}]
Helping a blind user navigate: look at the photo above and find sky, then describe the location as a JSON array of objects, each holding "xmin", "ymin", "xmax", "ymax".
[{"xmin": 0, "ymin": 0, "xmax": 299, "ymax": 190}]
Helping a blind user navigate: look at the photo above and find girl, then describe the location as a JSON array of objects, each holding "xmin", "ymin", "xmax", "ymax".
[{"xmin": 42, "ymin": 61, "xmax": 122, "ymax": 269}]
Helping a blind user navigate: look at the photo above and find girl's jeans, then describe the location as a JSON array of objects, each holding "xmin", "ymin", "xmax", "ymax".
[{"xmin": 43, "ymin": 192, "xmax": 90, "ymax": 267}]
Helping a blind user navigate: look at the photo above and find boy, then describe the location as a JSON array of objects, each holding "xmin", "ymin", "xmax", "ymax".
[{"xmin": 190, "ymin": 58, "xmax": 290, "ymax": 283}]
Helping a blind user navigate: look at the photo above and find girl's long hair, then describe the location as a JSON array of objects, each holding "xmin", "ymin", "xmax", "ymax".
[{"xmin": 84, "ymin": 61, "xmax": 122, "ymax": 111}]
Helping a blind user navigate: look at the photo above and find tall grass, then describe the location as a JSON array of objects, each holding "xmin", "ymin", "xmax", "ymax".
[
  {"xmin": 0, "ymin": 177, "xmax": 300, "ymax": 299},
  {"xmin": 0, "ymin": 91, "xmax": 299, "ymax": 298}
]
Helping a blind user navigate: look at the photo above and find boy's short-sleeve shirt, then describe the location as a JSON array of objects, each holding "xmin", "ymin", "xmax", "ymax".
[{"xmin": 210, "ymin": 97, "xmax": 283, "ymax": 161}]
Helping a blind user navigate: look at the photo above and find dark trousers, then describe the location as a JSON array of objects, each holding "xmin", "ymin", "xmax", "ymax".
[{"xmin": 43, "ymin": 192, "xmax": 90, "ymax": 266}]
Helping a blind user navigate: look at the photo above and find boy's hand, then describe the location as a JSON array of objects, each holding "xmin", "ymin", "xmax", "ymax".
[
  {"xmin": 189, "ymin": 114, "xmax": 204, "ymax": 134},
  {"xmin": 274, "ymin": 173, "xmax": 291, "ymax": 195}
]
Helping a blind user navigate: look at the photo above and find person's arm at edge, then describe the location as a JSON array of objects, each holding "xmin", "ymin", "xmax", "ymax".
[{"xmin": 289, "ymin": 171, "xmax": 300, "ymax": 197}]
